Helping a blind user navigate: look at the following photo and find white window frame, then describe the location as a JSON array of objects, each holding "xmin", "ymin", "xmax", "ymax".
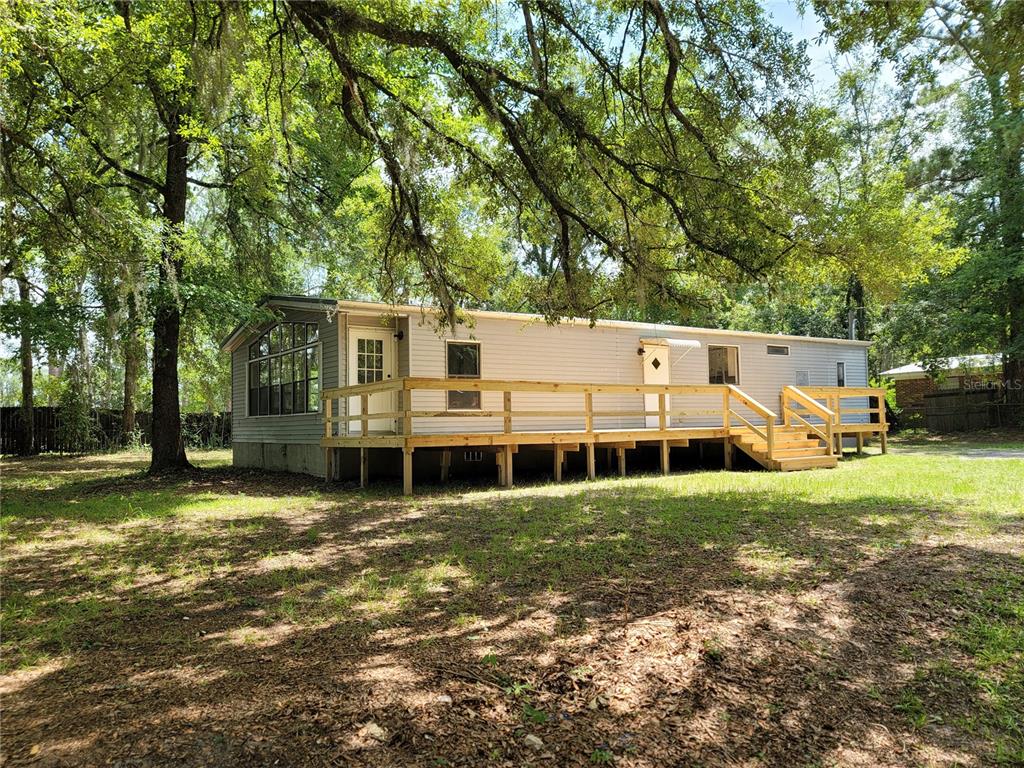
[
  {"xmin": 708, "ymin": 344, "xmax": 741, "ymax": 385},
  {"xmin": 766, "ymin": 344, "xmax": 790, "ymax": 356},
  {"xmin": 445, "ymin": 339, "xmax": 482, "ymax": 411}
]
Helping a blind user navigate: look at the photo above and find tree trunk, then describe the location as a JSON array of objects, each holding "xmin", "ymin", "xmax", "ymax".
[
  {"xmin": 149, "ymin": 124, "xmax": 191, "ymax": 472},
  {"xmin": 121, "ymin": 292, "xmax": 142, "ymax": 442},
  {"xmin": 16, "ymin": 275, "xmax": 36, "ymax": 455},
  {"xmin": 844, "ymin": 276, "xmax": 867, "ymax": 341},
  {"xmin": 987, "ymin": 73, "xmax": 1023, "ymax": 405},
  {"xmin": 1006, "ymin": 278, "xmax": 1024, "ymax": 408},
  {"xmin": 1000, "ymin": 151, "xmax": 1023, "ymax": 405}
]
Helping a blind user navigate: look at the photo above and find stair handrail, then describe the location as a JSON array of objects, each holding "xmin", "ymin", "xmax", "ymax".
[
  {"xmin": 726, "ymin": 385, "xmax": 777, "ymax": 460},
  {"xmin": 782, "ymin": 386, "xmax": 835, "ymax": 455}
]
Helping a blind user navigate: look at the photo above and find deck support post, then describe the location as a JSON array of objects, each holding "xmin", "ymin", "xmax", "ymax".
[
  {"xmin": 835, "ymin": 431, "xmax": 844, "ymax": 458},
  {"xmin": 586, "ymin": 442, "xmax": 596, "ymax": 480},
  {"xmin": 660, "ymin": 439, "xmax": 670, "ymax": 475},
  {"xmin": 359, "ymin": 447, "xmax": 368, "ymax": 488},
  {"xmin": 554, "ymin": 446, "xmax": 564, "ymax": 481},
  {"xmin": 440, "ymin": 449, "xmax": 451, "ymax": 482},
  {"xmin": 400, "ymin": 389, "xmax": 412, "ymax": 436},
  {"xmin": 324, "ymin": 447, "xmax": 332, "ymax": 485},
  {"xmin": 856, "ymin": 433, "xmax": 864, "ymax": 455},
  {"xmin": 402, "ymin": 447, "xmax": 414, "ymax": 495},
  {"xmin": 880, "ymin": 429, "xmax": 888, "ymax": 454},
  {"xmin": 617, "ymin": 447, "xmax": 626, "ymax": 477},
  {"xmin": 503, "ymin": 444, "xmax": 514, "ymax": 488},
  {"xmin": 723, "ymin": 438, "xmax": 733, "ymax": 470}
]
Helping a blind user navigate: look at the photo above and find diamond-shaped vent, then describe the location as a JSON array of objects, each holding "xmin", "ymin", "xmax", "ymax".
[{"xmin": 651, "ymin": 357, "xmax": 661, "ymax": 370}]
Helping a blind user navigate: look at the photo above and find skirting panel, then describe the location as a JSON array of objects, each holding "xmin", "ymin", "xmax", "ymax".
[{"xmin": 233, "ymin": 442, "xmax": 326, "ymax": 478}]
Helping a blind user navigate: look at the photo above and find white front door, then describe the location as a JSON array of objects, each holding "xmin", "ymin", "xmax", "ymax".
[
  {"xmin": 348, "ymin": 327, "xmax": 397, "ymax": 433},
  {"xmin": 642, "ymin": 342, "xmax": 670, "ymax": 428}
]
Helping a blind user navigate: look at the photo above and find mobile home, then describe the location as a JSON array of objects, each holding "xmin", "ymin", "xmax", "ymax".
[{"xmin": 220, "ymin": 296, "xmax": 887, "ymax": 492}]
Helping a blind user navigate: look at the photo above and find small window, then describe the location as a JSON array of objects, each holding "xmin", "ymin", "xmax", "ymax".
[
  {"xmin": 767, "ymin": 344, "xmax": 789, "ymax": 356},
  {"xmin": 447, "ymin": 341, "xmax": 481, "ymax": 409},
  {"xmin": 708, "ymin": 345, "xmax": 739, "ymax": 385},
  {"xmin": 837, "ymin": 361, "xmax": 846, "ymax": 387}
]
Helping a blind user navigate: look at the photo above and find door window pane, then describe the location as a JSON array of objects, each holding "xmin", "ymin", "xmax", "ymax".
[{"xmin": 355, "ymin": 338, "xmax": 382, "ymax": 384}]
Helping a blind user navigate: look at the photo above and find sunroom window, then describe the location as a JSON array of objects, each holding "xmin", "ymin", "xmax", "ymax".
[{"xmin": 248, "ymin": 322, "xmax": 320, "ymax": 416}]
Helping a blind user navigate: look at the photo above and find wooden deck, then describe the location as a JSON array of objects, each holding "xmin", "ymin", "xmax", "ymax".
[{"xmin": 321, "ymin": 378, "xmax": 888, "ymax": 494}]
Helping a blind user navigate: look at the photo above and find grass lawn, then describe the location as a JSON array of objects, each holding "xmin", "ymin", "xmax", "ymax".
[{"xmin": 2, "ymin": 441, "xmax": 1022, "ymax": 767}]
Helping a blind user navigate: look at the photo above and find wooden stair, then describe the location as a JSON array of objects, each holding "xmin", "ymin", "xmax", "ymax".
[{"xmin": 731, "ymin": 425, "xmax": 839, "ymax": 472}]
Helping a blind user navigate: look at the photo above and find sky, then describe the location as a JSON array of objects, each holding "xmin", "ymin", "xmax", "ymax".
[{"xmin": 762, "ymin": 1, "xmax": 839, "ymax": 93}]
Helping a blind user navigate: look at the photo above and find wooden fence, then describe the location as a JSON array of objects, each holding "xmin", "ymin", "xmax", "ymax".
[
  {"xmin": 923, "ymin": 388, "xmax": 1024, "ymax": 431},
  {"xmin": 0, "ymin": 407, "xmax": 231, "ymax": 454}
]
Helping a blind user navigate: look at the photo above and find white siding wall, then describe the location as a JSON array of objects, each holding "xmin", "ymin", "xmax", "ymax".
[{"xmin": 403, "ymin": 316, "xmax": 869, "ymax": 434}]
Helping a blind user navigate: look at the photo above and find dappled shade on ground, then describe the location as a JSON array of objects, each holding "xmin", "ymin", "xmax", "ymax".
[{"xmin": 2, "ymin": 447, "xmax": 1022, "ymax": 766}]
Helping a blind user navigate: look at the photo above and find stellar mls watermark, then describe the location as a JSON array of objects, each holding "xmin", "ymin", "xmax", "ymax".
[{"xmin": 964, "ymin": 378, "xmax": 1023, "ymax": 390}]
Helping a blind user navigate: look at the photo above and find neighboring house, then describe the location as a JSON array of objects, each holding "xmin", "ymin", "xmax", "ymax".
[
  {"xmin": 881, "ymin": 354, "xmax": 1003, "ymax": 421},
  {"xmin": 220, "ymin": 296, "xmax": 887, "ymax": 491}
]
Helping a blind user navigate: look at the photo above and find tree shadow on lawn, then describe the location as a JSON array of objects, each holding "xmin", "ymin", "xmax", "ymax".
[
  {"xmin": 2, "ymin": 476, "xmax": 1022, "ymax": 766},
  {"xmin": 1, "ymin": 461, "xmax": 331, "ymax": 537}
]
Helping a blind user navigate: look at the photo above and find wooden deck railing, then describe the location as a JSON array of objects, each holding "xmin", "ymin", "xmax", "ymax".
[
  {"xmin": 787, "ymin": 386, "xmax": 888, "ymax": 453},
  {"xmin": 797, "ymin": 386, "xmax": 887, "ymax": 426},
  {"xmin": 724, "ymin": 385, "xmax": 777, "ymax": 458},
  {"xmin": 322, "ymin": 376, "xmax": 779, "ymax": 459},
  {"xmin": 782, "ymin": 386, "xmax": 835, "ymax": 455}
]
